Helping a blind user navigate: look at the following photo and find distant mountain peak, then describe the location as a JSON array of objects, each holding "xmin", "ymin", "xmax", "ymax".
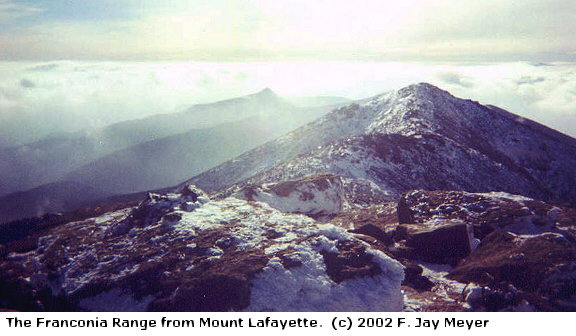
[
  {"xmin": 240, "ymin": 87, "xmax": 284, "ymax": 105},
  {"xmin": 258, "ymin": 87, "xmax": 275, "ymax": 95},
  {"xmin": 250, "ymin": 87, "xmax": 278, "ymax": 99}
]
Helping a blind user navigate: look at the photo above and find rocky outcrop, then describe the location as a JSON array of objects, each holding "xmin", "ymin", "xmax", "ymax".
[
  {"xmin": 398, "ymin": 190, "xmax": 576, "ymax": 239},
  {"xmin": 393, "ymin": 189, "xmax": 576, "ymax": 311},
  {"xmin": 0, "ymin": 186, "xmax": 404, "ymax": 312},
  {"xmin": 233, "ymin": 173, "xmax": 346, "ymax": 219},
  {"xmin": 450, "ymin": 231, "xmax": 576, "ymax": 311}
]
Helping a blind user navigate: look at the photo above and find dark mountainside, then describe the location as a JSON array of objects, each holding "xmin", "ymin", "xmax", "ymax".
[
  {"xmin": 1, "ymin": 83, "xmax": 575, "ymax": 312},
  {"xmin": 0, "ymin": 181, "xmax": 112, "ymax": 225}
]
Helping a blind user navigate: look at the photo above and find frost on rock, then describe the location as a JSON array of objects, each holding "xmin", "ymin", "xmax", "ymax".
[
  {"xmin": 0, "ymin": 185, "xmax": 404, "ymax": 312},
  {"xmin": 233, "ymin": 173, "xmax": 346, "ymax": 218},
  {"xmin": 398, "ymin": 190, "xmax": 576, "ymax": 239},
  {"xmin": 246, "ymin": 236, "xmax": 404, "ymax": 312}
]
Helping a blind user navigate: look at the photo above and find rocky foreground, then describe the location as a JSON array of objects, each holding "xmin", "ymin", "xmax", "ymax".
[
  {"xmin": 0, "ymin": 184, "xmax": 404, "ymax": 312},
  {"xmin": 1, "ymin": 174, "xmax": 575, "ymax": 312},
  {"xmin": 367, "ymin": 189, "xmax": 575, "ymax": 311}
]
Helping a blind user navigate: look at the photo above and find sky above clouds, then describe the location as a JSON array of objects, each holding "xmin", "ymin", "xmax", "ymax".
[
  {"xmin": 0, "ymin": 0, "xmax": 575, "ymax": 61},
  {"xmin": 0, "ymin": 1, "xmax": 574, "ymax": 144}
]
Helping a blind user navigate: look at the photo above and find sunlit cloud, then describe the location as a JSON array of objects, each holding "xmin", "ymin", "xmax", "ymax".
[
  {"xmin": 0, "ymin": 60, "xmax": 575, "ymax": 149},
  {"xmin": 0, "ymin": 1, "xmax": 575, "ymax": 61}
]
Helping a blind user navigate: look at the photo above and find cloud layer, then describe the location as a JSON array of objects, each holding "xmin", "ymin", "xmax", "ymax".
[{"xmin": 0, "ymin": 61, "xmax": 574, "ymax": 148}]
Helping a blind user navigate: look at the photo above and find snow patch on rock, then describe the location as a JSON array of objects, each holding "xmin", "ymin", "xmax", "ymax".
[
  {"xmin": 234, "ymin": 174, "xmax": 345, "ymax": 218},
  {"xmin": 78, "ymin": 288, "xmax": 155, "ymax": 312},
  {"xmin": 246, "ymin": 237, "xmax": 404, "ymax": 312}
]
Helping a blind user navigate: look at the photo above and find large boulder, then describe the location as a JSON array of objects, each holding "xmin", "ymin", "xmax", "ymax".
[
  {"xmin": 0, "ymin": 186, "xmax": 404, "ymax": 312},
  {"xmin": 403, "ymin": 221, "xmax": 475, "ymax": 265},
  {"xmin": 330, "ymin": 203, "xmax": 398, "ymax": 245},
  {"xmin": 233, "ymin": 173, "xmax": 346, "ymax": 219}
]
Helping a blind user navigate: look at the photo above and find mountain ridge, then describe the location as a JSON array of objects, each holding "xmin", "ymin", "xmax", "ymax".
[{"xmin": 183, "ymin": 83, "xmax": 576, "ymax": 206}]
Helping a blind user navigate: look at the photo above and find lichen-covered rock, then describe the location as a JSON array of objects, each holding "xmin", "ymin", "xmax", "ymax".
[
  {"xmin": 0, "ymin": 186, "xmax": 404, "ymax": 312},
  {"xmin": 449, "ymin": 231, "xmax": 576, "ymax": 309}
]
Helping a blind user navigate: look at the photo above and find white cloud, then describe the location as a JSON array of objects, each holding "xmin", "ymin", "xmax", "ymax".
[
  {"xmin": 0, "ymin": 0, "xmax": 43, "ymax": 22},
  {"xmin": 0, "ymin": 61, "xmax": 574, "ymax": 148},
  {"xmin": 431, "ymin": 63, "xmax": 576, "ymax": 137}
]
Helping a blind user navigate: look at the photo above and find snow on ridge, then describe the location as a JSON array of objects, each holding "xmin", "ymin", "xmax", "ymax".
[
  {"xmin": 471, "ymin": 191, "xmax": 533, "ymax": 202},
  {"xmin": 188, "ymin": 81, "xmax": 576, "ymax": 207},
  {"xmin": 184, "ymin": 82, "xmax": 494, "ymax": 195}
]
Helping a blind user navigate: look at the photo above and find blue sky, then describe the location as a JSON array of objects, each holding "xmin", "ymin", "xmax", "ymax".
[
  {"xmin": 1, "ymin": 0, "xmax": 575, "ymax": 61},
  {"xmin": 18, "ymin": 0, "xmax": 133, "ymax": 20}
]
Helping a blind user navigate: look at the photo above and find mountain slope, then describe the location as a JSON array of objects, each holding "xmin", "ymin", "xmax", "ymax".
[
  {"xmin": 184, "ymin": 83, "xmax": 576, "ymax": 205},
  {"xmin": 0, "ymin": 181, "xmax": 111, "ymax": 224},
  {"xmin": 0, "ymin": 89, "xmax": 337, "ymax": 197},
  {"xmin": 63, "ymin": 115, "xmax": 319, "ymax": 195}
]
